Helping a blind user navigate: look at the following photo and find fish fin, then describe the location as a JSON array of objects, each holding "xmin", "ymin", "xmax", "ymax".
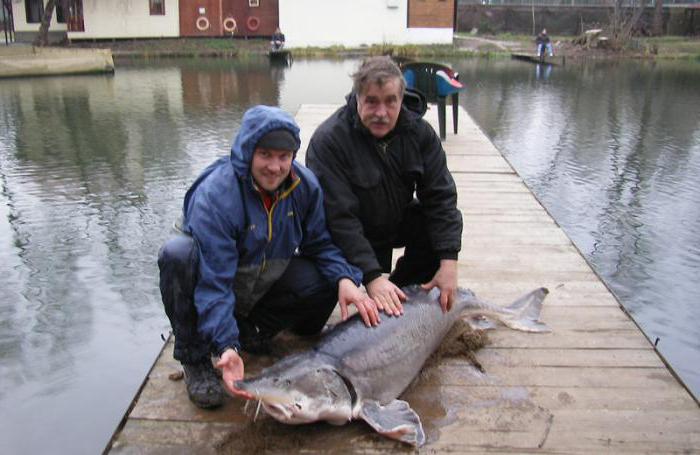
[
  {"xmin": 502, "ymin": 288, "xmax": 551, "ymax": 333},
  {"xmin": 465, "ymin": 315, "xmax": 498, "ymax": 331},
  {"xmin": 358, "ymin": 399, "xmax": 426, "ymax": 447}
]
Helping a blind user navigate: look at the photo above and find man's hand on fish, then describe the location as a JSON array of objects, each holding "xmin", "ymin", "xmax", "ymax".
[
  {"xmin": 421, "ymin": 259, "xmax": 458, "ymax": 313},
  {"xmin": 216, "ymin": 348, "xmax": 255, "ymax": 400},
  {"xmin": 338, "ymin": 278, "xmax": 381, "ymax": 327},
  {"xmin": 366, "ymin": 276, "xmax": 406, "ymax": 316}
]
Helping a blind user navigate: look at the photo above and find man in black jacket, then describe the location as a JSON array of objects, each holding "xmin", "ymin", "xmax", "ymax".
[{"xmin": 306, "ymin": 56, "xmax": 463, "ymax": 315}]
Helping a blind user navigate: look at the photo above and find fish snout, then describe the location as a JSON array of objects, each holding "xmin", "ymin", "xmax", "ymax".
[
  {"xmin": 263, "ymin": 402, "xmax": 294, "ymax": 421},
  {"xmin": 234, "ymin": 379, "xmax": 252, "ymax": 393}
]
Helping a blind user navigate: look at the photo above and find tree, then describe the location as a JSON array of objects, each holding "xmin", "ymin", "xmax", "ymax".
[
  {"xmin": 33, "ymin": 0, "xmax": 56, "ymax": 47},
  {"xmin": 608, "ymin": 0, "xmax": 646, "ymax": 49},
  {"xmin": 653, "ymin": 0, "xmax": 664, "ymax": 36}
]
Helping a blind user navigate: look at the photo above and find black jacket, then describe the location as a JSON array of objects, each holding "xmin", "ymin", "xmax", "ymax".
[
  {"xmin": 306, "ymin": 94, "xmax": 462, "ymax": 283},
  {"xmin": 536, "ymin": 33, "xmax": 550, "ymax": 45}
]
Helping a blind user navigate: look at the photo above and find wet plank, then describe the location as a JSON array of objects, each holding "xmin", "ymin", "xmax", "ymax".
[{"xmin": 107, "ymin": 104, "xmax": 699, "ymax": 454}]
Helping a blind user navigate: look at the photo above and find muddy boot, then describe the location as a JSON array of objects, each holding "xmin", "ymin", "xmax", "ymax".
[{"xmin": 182, "ymin": 360, "xmax": 225, "ymax": 409}]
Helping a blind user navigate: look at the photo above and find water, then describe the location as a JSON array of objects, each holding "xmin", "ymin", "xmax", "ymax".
[
  {"xmin": 453, "ymin": 58, "xmax": 700, "ymax": 400},
  {"xmin": 0, "ymin": 56, "xmax": 698, "ymax": 453}
]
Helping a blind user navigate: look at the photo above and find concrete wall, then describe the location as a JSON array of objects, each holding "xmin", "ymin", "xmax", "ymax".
[
  {"xmin": 70, "ymin": 0, "xmax": 180, "ymax": 39},
  {"xmin": 279, "ymin": 0, "xmax": 453, "ymax": 48}
]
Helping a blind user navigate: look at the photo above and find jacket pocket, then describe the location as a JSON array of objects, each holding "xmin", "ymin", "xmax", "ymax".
[
  {"xmin": 347, "ymin": 166, "xmax": 393, "ymax": 241},
  {"xmin": 348, "ymin": 165, "xmax": 381, "ymax": 190}
]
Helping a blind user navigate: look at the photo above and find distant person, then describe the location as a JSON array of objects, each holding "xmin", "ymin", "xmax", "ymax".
[
  {"xmin": 306, "ymin": 56, "xmax": 463, "ymax": 316},
  {"xmin": 536, "ymin": 28, "xmax": 554, "ymax": 58},
  {"xmin": 158, "ymin": 105, "xmax": 379, "ymax": 409},
  {"xmin": 271, "ymin": 27, "xmax": 285, "ymax": 51}
]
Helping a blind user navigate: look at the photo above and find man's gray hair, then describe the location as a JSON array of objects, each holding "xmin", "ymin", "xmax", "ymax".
[{"xmin": 351, "ymin": 56, "xmax": 406, "ymax": 97}]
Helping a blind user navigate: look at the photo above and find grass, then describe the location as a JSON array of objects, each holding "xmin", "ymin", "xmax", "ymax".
[
  {"xmin": 67, "ymin": 34, "xmax": 700, "ymax": 61},
  {"xmin": 642, "ymin": 36, "xmax": 700, "ymax": 59}
]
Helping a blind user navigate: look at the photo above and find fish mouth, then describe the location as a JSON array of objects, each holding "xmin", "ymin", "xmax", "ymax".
[
  {"xmin": 236, "ymin": 381, "xmax": 292, "ymax": 405},
  {"xmin": 261, "ymin": 402, "xmax": 294, "ymax": 421},
  {"xmin": 235, "ymin": 380, "xmax": 300, "ymax": 421}
]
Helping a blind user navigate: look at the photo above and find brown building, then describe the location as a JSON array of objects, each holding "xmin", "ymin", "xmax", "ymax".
[
  {"xmin": 179, "ymin": 0, "xmax": 279, "ymax": 37},
  {"xmin": 408, "ymin": 0, "xmax": 455, "ymax": 29}
]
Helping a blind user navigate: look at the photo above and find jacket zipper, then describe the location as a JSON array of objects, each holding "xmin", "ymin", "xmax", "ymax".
[{"xmin": 255, "ymin": 177, "xmax": 302, "ymax": 274}]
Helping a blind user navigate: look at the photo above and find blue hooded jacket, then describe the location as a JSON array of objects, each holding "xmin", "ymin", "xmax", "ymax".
[{"xmin": 182, "ymin": 106, "xmax": 362, "ymax": 354}]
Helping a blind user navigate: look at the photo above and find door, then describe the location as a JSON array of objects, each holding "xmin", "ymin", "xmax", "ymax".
[{"xmin": 66, "ymin": 0, "xmax": 84, "ymax": 32}]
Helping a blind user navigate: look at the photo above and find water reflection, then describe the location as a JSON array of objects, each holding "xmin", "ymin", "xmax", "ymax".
[
  {"xmin": 455, "ymin": 58, "xmax": 700, "ymax": 400},
  {"xmin": 535, "ymin": 63, "xmax": 552, "ymax": 81}
]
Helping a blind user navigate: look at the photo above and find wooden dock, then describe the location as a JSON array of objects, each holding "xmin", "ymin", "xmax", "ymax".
[
  {"xmin": 511, "ymin": 53, "xmax": 565, "ymax": 66},
  {"xmin": 108, "ymin": 104, "xmax": 699, "ymax": 453}
]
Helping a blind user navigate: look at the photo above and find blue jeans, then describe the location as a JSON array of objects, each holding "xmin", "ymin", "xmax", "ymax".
[
  {"xmin": 158, "ymin": 235, "xmax": 336, "ymax": 363},
  {"xmin": 537, "ymin": 43, "xmax": 554, "ymax": 57}
]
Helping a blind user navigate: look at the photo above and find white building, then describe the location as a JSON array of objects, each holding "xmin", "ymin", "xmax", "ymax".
[
  {"xmin": 279, "ymin": 0, "xmax": 456, "ymax": 48},
  {"xmin": 9, "ymin": 0, "xmax": 455, "ymax": 46},
  {"xmin": 10, "ymin": 0, "xmax": 179, "ymax": 42}
]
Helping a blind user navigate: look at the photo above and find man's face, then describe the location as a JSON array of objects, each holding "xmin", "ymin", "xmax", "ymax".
[
  {"xmin": 357, "ymin": 78, "xmax": 403, "ymax": 139},
  {"xmin": 251, "ymin": 148, "xmax": 294, "ymax": 192}
]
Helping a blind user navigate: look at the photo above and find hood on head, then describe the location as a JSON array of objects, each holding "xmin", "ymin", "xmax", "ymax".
[{"xmin": 230, "ymin": 105, "xmax": 301, "ymax": 177}]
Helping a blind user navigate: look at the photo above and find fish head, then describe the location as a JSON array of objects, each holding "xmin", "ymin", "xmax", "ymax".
[{"xmin": 235, "ymin": 354, "xmax": 354, "ymax": 425}]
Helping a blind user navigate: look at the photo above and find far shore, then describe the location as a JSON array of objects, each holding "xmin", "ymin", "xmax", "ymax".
[{"xmin": 54, "ymin": 34, "xmax": 700, "ymax": 61}]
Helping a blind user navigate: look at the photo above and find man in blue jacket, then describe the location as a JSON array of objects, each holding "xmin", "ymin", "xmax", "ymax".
[{"xmin": 159, "ymin": 105, "xmax": 379, "ymax": 409}]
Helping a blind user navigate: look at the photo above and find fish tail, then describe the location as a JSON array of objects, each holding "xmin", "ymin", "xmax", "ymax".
[{"xmin": 500, "ymin": 288, "xmax": 550, "ymax": 332}]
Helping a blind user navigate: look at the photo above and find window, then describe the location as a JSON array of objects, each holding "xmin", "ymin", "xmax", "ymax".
[
  {"xmin": 249, "ymin": 0, "xmax": 260, "ymax": 7},
  {"xmin": 25, "ymin": 0, "xmax": 43, "ymax": 23},
  {"xmin": 150, "ymin": 0, "xmax": 165, "ymax": 15},
  {"xmin": 25, "ymin": 0, "xmax": 68, "ymax": 23},
  {"xmin": 56, "ymin": 3, "xmax": 67, "ymax": 23}
]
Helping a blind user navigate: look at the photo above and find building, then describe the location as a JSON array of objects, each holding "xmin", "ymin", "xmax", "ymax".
[
  {"xmin": 10, "ymin": 0, "xmax": 179, "ymax": 42},
  {"xmin": 279, "ymin": 0, "xmax": 456, "ymax": 47},
  {"xmin": 8, "ymin": 0, "xmax": 455, "ymax": 45},
  {"xmin": 179, "ymin": 0, "xmax": 279, "ymax": 37}
]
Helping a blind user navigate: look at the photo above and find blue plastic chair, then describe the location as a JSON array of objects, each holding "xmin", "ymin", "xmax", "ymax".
[{"xmin": 401, "ymin": 62, "xmax": 465, "ymax": 140}]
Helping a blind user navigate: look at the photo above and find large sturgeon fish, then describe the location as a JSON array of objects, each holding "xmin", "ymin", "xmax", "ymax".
[{"xmin": 236, "ymin": 285, "xmax": 549, "ymax": 446}]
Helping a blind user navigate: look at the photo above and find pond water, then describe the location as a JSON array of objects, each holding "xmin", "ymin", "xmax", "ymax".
[
  {"xmin": 453, "ymin": 57, "xmax": 700, "ymax": 402},
  {"xmin": 0, "ymin": 56, "xmax": 698, "ymax": 453}
]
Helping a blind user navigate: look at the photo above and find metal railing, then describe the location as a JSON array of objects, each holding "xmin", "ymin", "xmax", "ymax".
[
  {"xmin": 2, "ymin": 0, "xmax": 15, "ymax": 45},
  {"xmin": 459, "ymin": 0, "xmax": 699, "ymax": 6}
]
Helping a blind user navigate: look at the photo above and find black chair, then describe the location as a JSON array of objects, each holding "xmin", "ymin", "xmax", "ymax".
[
  {"xmin": 402, "ymin": 87, "xmax": 427, "ymax": 117},
  {"xmin": 400, "ymin": 62, "xmax": 465, "ymax": 140}
]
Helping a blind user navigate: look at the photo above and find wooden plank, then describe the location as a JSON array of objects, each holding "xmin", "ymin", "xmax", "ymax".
[
  {"xmin": 488, "ymin": 330, "xmax": 651, "ymax": 349},
  {"xmin": 464, "ymin": 348, "xmax": 662, "ymax": 368},
  {"xmin": 448, "ymin": 155, "xmax": 515, "ymax": 174},
  {"xmin": 466, "ymin": 281, "xmax": 621, "ymax": 307},
  {"xmin": 410, "ymin": 384, "xmax": 698, "ymax": 412},
  {"xmin": 452, "ymin": 172, "xmax": 523, "ymax": 184},
  {"xmin": 433, "ymin": 365, "xmax": 681, "ymax": 389}
]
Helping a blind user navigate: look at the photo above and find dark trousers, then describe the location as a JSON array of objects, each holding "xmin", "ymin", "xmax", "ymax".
[
  {"xmin": 158, "ymin": 235, "xmax": 336, "ymax": 364},
  {"xmin": 374, "ymin": 202, "xmax": 442, "ymax": 288}
]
